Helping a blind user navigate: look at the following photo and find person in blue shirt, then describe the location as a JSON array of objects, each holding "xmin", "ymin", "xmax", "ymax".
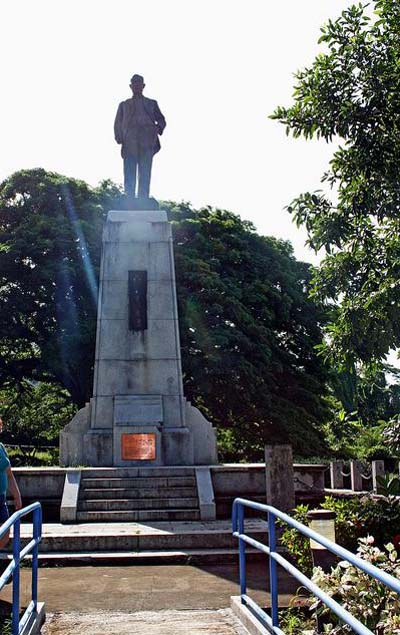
[{"xmin": 0, "ymin": 416, "xmax": 22, "ymax": 548}]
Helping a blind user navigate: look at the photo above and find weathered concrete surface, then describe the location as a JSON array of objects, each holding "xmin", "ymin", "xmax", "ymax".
[
  {"xmin": 60, "ymin": 406, "xmax": 90, "ymax": 466},
  {"xmin": 265, "ymin": 446, "xmax": 295, "ymax": 512},
  {"xmin": 0, "ymin": 563, "xmax": 296, "ymax": 614},
  {"xmin": 60, "ymin": 208, "xmax": 218, "ymax": 467},
  {"xmin": 231, "ymin": 597, "xmax": 269, "ymax": 635},
  {"xmin": 42, "ymin": 608, "xmax": 249, "ymax": 635},
  {"xmin": 60, "ymin": 471, "xmax": 81, "ymax": 523},
  {"xmin": 19, "ymin": 519, "xmax": 268, "ymax": 553},
  {"xmin": 196, "ymin": 467, "xmax": 216, "ymax": 521},
  {"xmin": 186, "ymin": 402, "xmax": 218, "ymax": 465}
]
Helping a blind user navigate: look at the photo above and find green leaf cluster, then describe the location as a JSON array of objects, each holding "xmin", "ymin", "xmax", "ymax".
[
  {"xmin": 281, "ymin": 494, "xmax": 400, "ymax": 575},
  {"xmin": 311, "ymin": 538, "xmax": 400, "ymax": 634},
  {"xmin": 0, "ymin": 381, "xmax": 75, "ymax": 457},
  {"xmin": 166, "ymin": 202, "xmax": 331, "ymax": 457},
  {"xmin": 272, "ymin": 1, "xmax": 400, "ymax": 368},
  {"xmin": 0, "ymin": 169, "xmax": 119, "ymax": 407}
]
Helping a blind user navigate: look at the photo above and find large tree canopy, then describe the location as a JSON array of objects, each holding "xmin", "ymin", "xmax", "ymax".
[
  {"xmin": 0, "ymin": 168, "xmax": 119, "ymax": 406},
  {"xmin": 0, "ymin": 169, "xmax": 331, "ymax": 457},
  {"xmin": 272, "ymin": 0, "xmax": 400, "ymax": 369},
  {"xmin": 168, "ymin": 203, "xmax": 330, "ymax": 456}
]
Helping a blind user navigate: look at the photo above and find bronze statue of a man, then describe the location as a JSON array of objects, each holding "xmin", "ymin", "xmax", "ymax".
[{"xmin": 114, "ymin": 74, "xmax": 166, "ymax": 200}]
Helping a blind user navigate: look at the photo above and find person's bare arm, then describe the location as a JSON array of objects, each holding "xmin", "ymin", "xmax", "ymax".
[{"xmin": 6, "ymin": 467, "xmax": 21, "ymax": 511}]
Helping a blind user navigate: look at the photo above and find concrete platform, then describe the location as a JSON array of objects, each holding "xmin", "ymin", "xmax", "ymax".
[
  {"xmin": 231, "ymin": 597, "xmax": 269, "ymax": 635},
  {"xmin": 18, "ymin": 519, "xmax": 268, "ymax": 561},
  {"xmin": 42, "ymin": 609, "xmax": 250, "ymax": 635}
]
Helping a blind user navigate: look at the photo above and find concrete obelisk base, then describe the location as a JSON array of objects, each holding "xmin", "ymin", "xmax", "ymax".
[{"xmin": 60, "ymin": 210, "xmax": 217, "ymax": 467}]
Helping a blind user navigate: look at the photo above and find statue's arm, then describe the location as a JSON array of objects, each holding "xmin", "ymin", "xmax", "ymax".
[
  {"xmin": 154, "ymin": 102, "xmax": 166, "ymax": 135},
  {"xmin": 114, "ymin": 103, "xmax": 123, "ymax": 144}
]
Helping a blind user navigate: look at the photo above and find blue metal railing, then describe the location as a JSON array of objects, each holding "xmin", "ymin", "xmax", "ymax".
[
  {"xmin": 0, "ymin": 502, "xmax": 42, "ymax": 635},
  {"xmin": 232, "ymin": 498, "xmax": 400, "ymax": 635}
]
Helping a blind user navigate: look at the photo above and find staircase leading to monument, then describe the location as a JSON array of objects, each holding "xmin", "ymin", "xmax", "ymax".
[{"xmin": 76, "ymin": 467, "xmax": 201, "ymax": 522}]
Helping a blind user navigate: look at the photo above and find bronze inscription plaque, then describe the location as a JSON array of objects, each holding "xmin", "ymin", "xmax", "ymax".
[{"xmin": 121, "ymin": 433, "xmax": 156, "ymax": 461}]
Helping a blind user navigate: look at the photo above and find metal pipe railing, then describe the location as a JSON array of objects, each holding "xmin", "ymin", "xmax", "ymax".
[
  {"xmin": 0, "ymin": 502, "xmax": 42, "ymax": 635},
  {"xmin": 232, "ymin": 497, "xmax": 400, "ymax": 635}
]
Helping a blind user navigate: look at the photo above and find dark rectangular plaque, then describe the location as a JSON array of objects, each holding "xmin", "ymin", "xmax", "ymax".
[
  {"xmin": 128, "ymin": 270, "xmax": 147, "ymax": 331},
  {"xmin": 121, "ymin": 433, "xmax": 156, "ymax": 461},
  {"xmin": 114, "ymin": 396, "xmax": 163, "ymax": 425}
]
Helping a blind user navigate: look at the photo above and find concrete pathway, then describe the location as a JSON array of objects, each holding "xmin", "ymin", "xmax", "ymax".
[
  {"xmin": 0, "ymin": 562, "xmax": 296, "ymax": 613},
  {"xmin": 42, "ymin": 608, "xmax": 250, "ymax": 635}
]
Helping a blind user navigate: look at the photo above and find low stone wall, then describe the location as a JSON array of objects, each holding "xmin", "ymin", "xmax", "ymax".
[
  {"xmin": 9, "ymin": 463, "xmax": 328, "ymax": 521},
  {"xmin": 12, "ymin": 467, "xmax": 69, "ymax": 521},
  {"xmin": 211, "ymin": 463, "xmax": 327, "ymax": 517}
]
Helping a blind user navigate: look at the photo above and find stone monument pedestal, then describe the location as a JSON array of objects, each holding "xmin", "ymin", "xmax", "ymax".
[{"xmin": 60, "ymin": 209, "xmax": 217, "ymax": 467}]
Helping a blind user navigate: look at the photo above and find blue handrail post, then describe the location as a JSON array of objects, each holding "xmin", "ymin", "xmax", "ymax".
[
  {"xmin": 12, "ymin": 517, "xmax": 21, "ymax": 635},
  {"xmin": 232, "ymin": 498, "xmax": 400, "ymax": 635},
  {"xmin": 238, "ymin": 503, "xmax": 247, "ymax": 598},
  {"xmin": 0, "ymin": 503, "xmax": 43, "ymax": 635},
  {"xmin": 268, "ymin": 510, "xmax": 279, "ymax": 628},
  {"xmin": 31, "ymin": 505, "xmax": 41, "ymax": 609}
]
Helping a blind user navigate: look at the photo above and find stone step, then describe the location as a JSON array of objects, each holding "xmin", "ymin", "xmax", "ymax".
[
  {"xmin": 81, "ymin": 467, "xmax": 196, "ymax": 479},
  {"xmin": 80, "ymin": 487, "xmax": 197, "ymax": 500},
  {"xmin": 80, "ymin": 476, "xmax": 196, "ymax": 489},
  {"xmin": 76, "ymin": 509, "xmax": 201, "ymax": 522},
  {"xmin": 80, "ymin": 498, "xmax": 199, "ymax": 511},
  {"xmin": 34, "ymin": 531, "xmax": 236, "ymax": 553},
  {"xmin": 20, "ymin": 519, "xmax": 268, "ymax": 554},
  {"xmin": 36, "ymin": 548, "xmax": 264, "ymax": 565}
]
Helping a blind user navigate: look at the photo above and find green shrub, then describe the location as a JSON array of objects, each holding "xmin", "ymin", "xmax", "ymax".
[
  {"xmin": 320, "ymin": 497, "xmax": 360, "ymax": 551},
  {"xmin": 376, "ymin": 473, "xmax": 400, "ymax": 497},
  {"xmin": 281, "ymin": 495, "xmax": 400, "ymax": 574},
  {"xmin": 7, "ymin": 447, "xmax": 59, "ymax": 467},
  {"xmin": 278, "ymin": 504, "xmax": 313, "ymax": 576},
  {"xmin": 321, "ymin": 495, "xmax": 400, "ymax": 552},
  {"xmin": 310, "ymin": 538, "xmax": 400, "ymax": 634},
  {"xmin": 280, "ymin": 605, "xmax": 314, "ymax": 634}
]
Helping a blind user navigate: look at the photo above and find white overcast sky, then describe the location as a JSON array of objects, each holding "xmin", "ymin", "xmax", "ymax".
[{"xmin": 1, "ymin": 0, "xmax": 357, "ymax": 264}]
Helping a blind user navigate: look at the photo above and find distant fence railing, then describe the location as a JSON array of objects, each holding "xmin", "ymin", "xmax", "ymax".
[
  {"xmin": 0, "ymin": 502, "xmax": 42, "ymax": 635},
  {"xmin": 329, "ymin": 459, "xmax": 391, "ymax": 492},
  {"xmin": 232, "ymin": 497, "xmax": 400, "ymax": 635}
]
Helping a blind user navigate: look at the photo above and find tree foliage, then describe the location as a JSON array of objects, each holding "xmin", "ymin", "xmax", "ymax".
[
  {"xmin": 0, "ymin": 382, "xmax": 75, "ymax": 448},
  {"xmin": 272, "ymin": 0, "xmax": 400, "ymax": 368},
  {"xmin": 0, "ymin": 168, "xmax": 119, "ymax": 407},
  {"xmin": 322, "ymin": 365, "xmax": 400, "ymax": 459},
  {"xmin": 311, "ymin": 538, "xmax": 400, "ymax": 634},
  {"xmin": 0, "ymin": 169, "xmax": 332, "ymax": 457},
  {"xmin": 167, "ymin": 202, "xmax": 330, "ymax": 457}
]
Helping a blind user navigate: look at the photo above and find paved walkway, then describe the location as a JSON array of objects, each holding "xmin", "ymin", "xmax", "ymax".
[
  {"xmin": 0, "ymin": 553, "xmax": 297, "ymax": 633},
  {"xmin": 42, "ymin": 609, "xmax": 250, "ymax": 635},
  {"xmin": 0, "ymin": 562, "xmax": 296, "ymax": 613}
]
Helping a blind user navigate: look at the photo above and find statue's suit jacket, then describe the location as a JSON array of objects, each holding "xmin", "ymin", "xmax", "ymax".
[{"xmin": 114, "ymin": 96, "xmax": 166, "ymax": 158}]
